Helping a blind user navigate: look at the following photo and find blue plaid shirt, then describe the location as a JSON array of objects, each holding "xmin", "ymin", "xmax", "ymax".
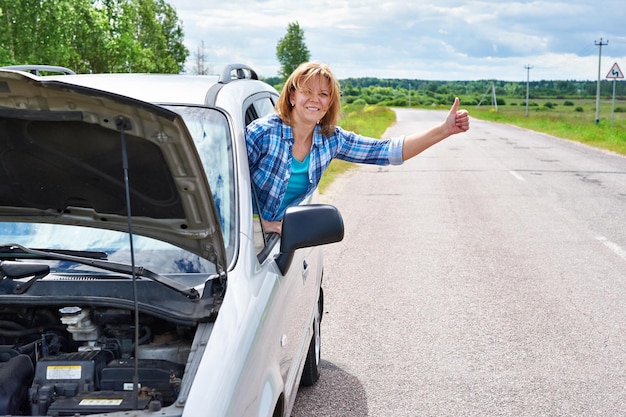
[{"xmin": 246, "ymin": 113, "xmax": 404, "ymax": 221}]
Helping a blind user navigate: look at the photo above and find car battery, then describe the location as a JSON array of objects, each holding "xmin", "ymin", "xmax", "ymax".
[
  {"xmin": 46, "ymin": 390, "xmax": 151, "ymax": 416},
  {"xmin": 30, "ymin": 350, "xmax": 109, "ymax": 415},
  {"xmin": 33, "ymin": 350, "xmax": 107, "ymax": 392},
  {"xmin": 100, "ymin": 359, "xmax": 184, "ymax": 404}
]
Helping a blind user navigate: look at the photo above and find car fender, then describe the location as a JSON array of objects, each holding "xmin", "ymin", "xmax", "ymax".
[{"xmin": 182, "ymin": 254, "xmax": 285, "ymax": 416}]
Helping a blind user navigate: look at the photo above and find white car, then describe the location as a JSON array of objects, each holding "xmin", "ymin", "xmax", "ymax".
[{"xmin": 0, "ymin": 64, "xmax": 343, "ymax": 417}]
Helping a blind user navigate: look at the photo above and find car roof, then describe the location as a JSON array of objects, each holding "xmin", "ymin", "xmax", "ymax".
[
  {"xmin": 45, "ymin": 73, "xmax": 222, "ymax": 104},
  {"xmin": 35, "ymin": 63, "xmax": 273, "ymax": 107}
]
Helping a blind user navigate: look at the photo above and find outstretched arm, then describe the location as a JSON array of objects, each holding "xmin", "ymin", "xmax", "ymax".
[{"xmin": 401, "ymin": 97, "xmax": 469, "ymax": 161}]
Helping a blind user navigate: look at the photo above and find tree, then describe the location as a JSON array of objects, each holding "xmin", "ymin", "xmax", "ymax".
[
  {"xmin": 276, "ymin": 21, "xmax": 310, "ymax": 80},
  {"xmin": 0, "ymin": 0, "xmax": 93, "ymax": 67},
  {"xmin": 0, "ymin": 0, "xmax": 188, "ymax": 74}
]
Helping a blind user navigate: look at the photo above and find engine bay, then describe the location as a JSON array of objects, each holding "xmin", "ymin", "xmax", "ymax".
[{"xmin": 0, "ymin": 305, "xmax": 194, "ymax": 416}]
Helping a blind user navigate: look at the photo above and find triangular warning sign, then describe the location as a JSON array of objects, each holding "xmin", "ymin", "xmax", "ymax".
[{"xmin": 606, "ymin": 62, "xmax": 624, "ymax": 79}]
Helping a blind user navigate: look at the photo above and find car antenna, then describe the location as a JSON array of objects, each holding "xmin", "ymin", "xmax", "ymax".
[{"xmin": 115, "ymin": 115, "xmax": 141, "ymax": 410}]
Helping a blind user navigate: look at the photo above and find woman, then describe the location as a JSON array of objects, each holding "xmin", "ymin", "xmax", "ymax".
[{"xmin": 246, "ymin": 62, "xmax": 470, "ymax": 234}]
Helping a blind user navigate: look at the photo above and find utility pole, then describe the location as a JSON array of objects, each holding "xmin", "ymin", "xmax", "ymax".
[
  {"xmin": 491, "ymin": 83, "xmax": 498, "ymax": 112},
  {"xmin": 595, "ymin": 38, "xmax": 608, "ymax": 125},
  {"xmin": 525, "ymin": 65, "xmax": 533, "ymax": 117}
]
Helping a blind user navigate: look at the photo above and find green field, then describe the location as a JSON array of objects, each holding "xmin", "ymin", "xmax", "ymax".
[{"xmin": 470, "ymin": 97, "xmax": 626, "ymax": 155}]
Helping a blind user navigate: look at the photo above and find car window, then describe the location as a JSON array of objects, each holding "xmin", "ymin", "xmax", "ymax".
[
  {"xmin": 251, "ymin": 191, "xmax": 280, "ymax": 261},
  {"xmin": 244, "ymin": 96, "xmax": 278, "ymax": 257},
  {"xmin": 164, "ymin": 105, "xmax": 236, "ymax": 262},
  {"xmin": 245, "ymin": 96, "xmax": 276, "ymax": 126}
]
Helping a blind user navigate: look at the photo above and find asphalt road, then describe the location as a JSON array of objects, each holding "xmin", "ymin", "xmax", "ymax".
[{"xmin": 291, "ymin": 108, "xmax": 626, "ymax": 416}]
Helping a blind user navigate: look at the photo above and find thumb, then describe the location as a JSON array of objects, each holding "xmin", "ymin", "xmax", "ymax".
[{"xmin": 450, "ymin": 97, "xmax": 460, "ymax": 113}]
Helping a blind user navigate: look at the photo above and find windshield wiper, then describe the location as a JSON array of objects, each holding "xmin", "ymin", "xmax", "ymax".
[
  {"xmin": 0, "ymin": 247, "xmax": 108, "ymax": 260},
  {"xmin": 0, "ymin": 243, "xmax": 199, "ymax": 299},
  {"xmin": 0, "ymin": 260, "xmax": 50, "ymax": 294}
]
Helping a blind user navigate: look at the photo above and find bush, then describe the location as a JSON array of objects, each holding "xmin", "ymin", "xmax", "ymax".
[
  {"xmin": 575, "ymin": 106, "xmax": 584, "ymax": 112},
  {"xmin": 361, "ymin": 95, "xmax": 377, "ymax": 105},
  {"xmin": 563, "ymin": 100, "xmax": 575, "ymax": 106},
  {"xmin": 381, "ymin": 98, "xmax": 408, "ymax": 106},
  {"xmin": 461, "ymin": 97, "xmax": 479, "ymax": 106},
  {"xmin": 351, "ymin": 98, "xmax": 368, "ymax": 108}
]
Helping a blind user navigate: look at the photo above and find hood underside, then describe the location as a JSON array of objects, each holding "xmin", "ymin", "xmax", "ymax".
[{"xmin": 0, "ymin": 69, "xmax": 226, "ymax": 267}]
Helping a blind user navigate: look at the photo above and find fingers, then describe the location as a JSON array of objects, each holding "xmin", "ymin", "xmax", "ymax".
[
  {"xmin": 455, "ymin": 110, "xmax": 470, "ymax": 131},
  {"xmin": 447, "ymin": 98, "xmax": 469, "ymax": 133},
  {"xmin": 261, "ymin": 219, "xmax": 283, "ymax": 235}
]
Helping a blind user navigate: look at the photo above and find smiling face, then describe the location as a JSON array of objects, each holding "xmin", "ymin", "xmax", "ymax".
[{"xmin": 289, "ymin": 74, "xmax": 331, "ymax": 128}]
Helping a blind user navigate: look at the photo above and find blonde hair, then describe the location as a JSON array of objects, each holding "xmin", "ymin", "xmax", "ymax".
[{"xmin": 276, "ymin": 62, "xmax": 341, "ymax": 137}]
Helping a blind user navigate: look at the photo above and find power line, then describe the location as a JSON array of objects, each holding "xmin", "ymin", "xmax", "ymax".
[{"xmin": 595, "ymin": 38, "xmax": 608, "ymax": 125}]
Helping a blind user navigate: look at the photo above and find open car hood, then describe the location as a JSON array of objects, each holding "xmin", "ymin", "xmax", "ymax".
[{"xmin": 0, "ymin": 69, "xmax": 227, "ymax": 270}]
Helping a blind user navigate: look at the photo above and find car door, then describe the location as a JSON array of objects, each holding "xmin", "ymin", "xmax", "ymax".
[{"xmin": 244, "ymin": 94, "xmax": 319, "ymax": 396}]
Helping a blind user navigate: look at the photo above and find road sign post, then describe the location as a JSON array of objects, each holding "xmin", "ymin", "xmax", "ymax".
[{"xmin": 606, "ymin": 62, "xmax": 624, "ymax": 128}]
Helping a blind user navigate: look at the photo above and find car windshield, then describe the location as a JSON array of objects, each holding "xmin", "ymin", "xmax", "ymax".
[
  {"xmin": 164, "ymin": 105, "xmax": 236, "ymax": 262},
  {"xmin": 0, "ymin": 106, "xmax": 235, "ymax": 276},
  {"xmin": 0, "ymin": 223, "xmax": 217, "ymax": 274}
]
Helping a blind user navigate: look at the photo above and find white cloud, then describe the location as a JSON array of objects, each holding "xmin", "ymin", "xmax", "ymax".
[{"xmin": 168, "ymin": 0, "xmax": 626, "ymax": 80}]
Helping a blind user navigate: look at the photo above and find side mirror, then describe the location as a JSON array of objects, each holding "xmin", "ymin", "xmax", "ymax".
[{"xmin": 275, "ymin": 204, "xmax": 344, "ymax": 274}]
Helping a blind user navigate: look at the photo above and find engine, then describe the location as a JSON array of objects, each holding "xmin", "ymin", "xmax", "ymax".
[{"xmin": 0, "ymin": 306, "xmax": 193, "ymax": 416}]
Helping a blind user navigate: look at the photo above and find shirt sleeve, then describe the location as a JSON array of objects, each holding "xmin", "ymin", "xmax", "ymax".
[
  {"xmin": 387, "ymin": 135, "xmax": 405, "ymax": 165},
  {"xmin": 245, "ymin": 119, "xmax": 263, "ymax": 168},
  {"xmin": 334, "ymin": 127, "xmax": 405, "ymax": 166}
]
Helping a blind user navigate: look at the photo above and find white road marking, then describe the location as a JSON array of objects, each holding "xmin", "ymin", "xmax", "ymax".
[
  {"xmin": 509, "ymin": 170, "xmax": 526, "ymax": 181},
  {"xmin": 596, "ymin": 236, "xmax": 626, "ymax": 262}
]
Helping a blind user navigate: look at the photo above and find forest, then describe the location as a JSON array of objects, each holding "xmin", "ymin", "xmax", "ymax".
[
  {"xmin": 262, "ymin": 76, "xmax": 626, "ymax": 108},
  {"xmin": 0, "ymin": 0, "xmax": 188, "ymax": 74}
]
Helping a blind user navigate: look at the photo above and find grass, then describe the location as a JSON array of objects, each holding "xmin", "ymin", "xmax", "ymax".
[
  {"xmin": 470, "ymin": 98, "xmax": 626, "ymax": 155},
  {"xmin": 317, "ymin": 104, "xmax": 396, "ymax": 193}
]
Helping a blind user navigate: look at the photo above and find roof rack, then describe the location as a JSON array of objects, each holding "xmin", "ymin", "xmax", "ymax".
[
  {"xmin": 0, "ymin": 65, "xmax": 76, "ymax": 75},
  {"xmin": 218, "ymin": 64, "xmax": 258, "ymax": 84},
  {"xmin": 205, "ymin": 64, "xmax": 259, "ymax": 106}
]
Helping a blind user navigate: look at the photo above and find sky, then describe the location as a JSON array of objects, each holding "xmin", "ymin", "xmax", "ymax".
[{"xmin": 166, "ymin": 0, "xmax": 626, "ymax": 81}]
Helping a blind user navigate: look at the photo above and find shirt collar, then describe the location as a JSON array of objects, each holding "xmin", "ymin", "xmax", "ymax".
[
  {"xmin": 312, "ymin": 123, "xmax": 326, "ymax": 148},
  {"xmin": 282, "ymin": 120, "xmax": 325, "ymax": 148},
  {"xmin": 282, "ymin": 122, "xmax": 294, "ymax": 142}
]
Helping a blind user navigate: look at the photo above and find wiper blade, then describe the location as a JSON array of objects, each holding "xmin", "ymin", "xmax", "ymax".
[
  {"xmin": 0, "ymin": 248, "xmax": 108, "ymax": 259},
  {"xmin": 0, "ymin": 243, "xmax": 199, "ymax": 299}
]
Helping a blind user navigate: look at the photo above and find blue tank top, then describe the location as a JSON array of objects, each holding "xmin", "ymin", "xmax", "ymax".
[{"xmin": 279, "ymin": 153, "xmax": 310, "ymax": 215}]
